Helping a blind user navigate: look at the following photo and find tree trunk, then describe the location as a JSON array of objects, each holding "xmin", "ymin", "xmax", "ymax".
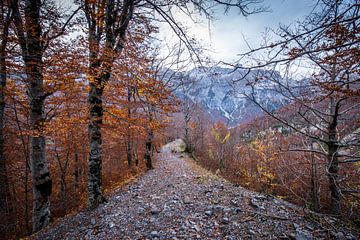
[
  {"xmin": 84, "ymin": 0, "xmax": 134, "ymax": 208},
  {"xmin": 184, "ymin": 122, "xmax": 190, "ymax": 152},
  {"xmin": 87, "ymin": 81, "xmax": 105, "ymax": 208},
  {"xmin": 184, "ymin": 100, "xmax": 192, "ymax": 152},
  {"xmin": 328, "ymin": 143, "xmax": 340, "ymax": 214},
  {"xmin": 12, "ymin": 0, "xmax": 52, "ymax": 232},
  {"xmin": 126, "ymin": 86, "xmax": 133, "ymax": 167},
  {"xmin": 25, "ymin": 13, "xmax": 52, "ymax": 235},
  {"xmin": 327, "ymin": 141, "xmax": 340, "ymax": 214},
  {"xmin": 133, "ymin": 140, "xmax": 139, "ymax": 166},
  {"xmin": 60, "ymin": 174, "xmax": 67, "ymax": 215},
  {"xmin": 145, "ymin": 130, "xmax": 153, "ymax": 170},
  {"xmin": 74, "ymin": 149, "xmax": 80, "ymax": 189},
  {"xmin": 24, "ymin": 156, "xmax": 30, "ymax": 235},
  {"xmin": 327, "ymin": 97, "xmax": 341, "ymax": 215},
  {"xmin": 310, "ymin": 147, "xmax": 320, "ymax": 212},
  {"xmin": 28, "ymin": 74, "xmax": 52, "ymax": 232},
  {"xmin": 126, "ymin": 134, "xmax": 132, "ymax": 167}
]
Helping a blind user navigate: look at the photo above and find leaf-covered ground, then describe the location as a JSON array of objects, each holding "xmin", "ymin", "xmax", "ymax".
[{"xmin": 31, "ymin": 139, "xmax": 357, "ymax": 240}]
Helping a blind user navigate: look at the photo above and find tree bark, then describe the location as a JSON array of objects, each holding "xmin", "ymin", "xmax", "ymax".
[
  {"xmin": 184, "ymin": 99, "xmax": 192, "ymax": 153},
  {"xmin": 74, "ymin": 148, "xmax": 80, "ymax": 189},
  {"xmin": 145, "ymin": 130, "xmax": 153, "ymax": 170},
  {"xmin": 28, "ymin": 68, "xmax": 52, "ymax": 232},
  {"xmin": 126, "ymin": 133, "xmax": 133, "ymax": 167},
  {"xmin": 60, "ymin": 173, "xmax": 67, "ymax": 215},
  {"xmin": 126, "ymin": 86, "xmax": 133, "ymax": 167},
  {"xmin": 310, "ymin": 146, "xmax": 319, "ymax": 212},
  {"xmin": 12, "ymin": 0, "xmax": 52, "ymax": 232},
  {"xmin": 327, "ymin": 97, "xmax": 341, "ymax": 215},
  {"xmin": 328, "ymin": 142, "xmax": 340, "ymax": 214},
  {"xmin": 84, "ymin": 0, "xmax": 134, "ymax": 208},
  {"xmin": 133, "ymin": 140, "xmax": 139, "ymax": 166},
  {"xmin": 87, "ymin": 80, "xmax": 106, "ymax": 208}
]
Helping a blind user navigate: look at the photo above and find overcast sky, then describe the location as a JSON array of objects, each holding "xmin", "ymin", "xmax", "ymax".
[
  {"xmin": 160, "ymin": 0, "xmax": 316, "ymax": 63},
  {"xmin": 61, "ymin": 0, "xmax": 316, "ymax": 64}
]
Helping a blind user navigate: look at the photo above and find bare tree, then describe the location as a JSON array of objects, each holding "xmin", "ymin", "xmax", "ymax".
[
  {"xmin": 11, "ymin": 0, "xmax": 80, "ymax": 231},
  {"xmin": 237, "ymin": 0, "xmax": 359, "ymax": 215},
  {"xmin": 81, "ymin": 0, "xmax": 135, "ymax": 208}
]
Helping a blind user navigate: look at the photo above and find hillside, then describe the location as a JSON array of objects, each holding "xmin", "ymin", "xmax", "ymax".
[
  {"xmin": 172, "ymin": 67, "xmax": 286, "ymax": 125},
  {"xmin": 31, "ymin": 140, "xmax": 357, "ymax": 240}
]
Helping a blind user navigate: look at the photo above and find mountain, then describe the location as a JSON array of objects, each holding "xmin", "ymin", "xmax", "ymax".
[{"xmin": 171, "ymin": 66, "xmax": 287, "ymax": 125}]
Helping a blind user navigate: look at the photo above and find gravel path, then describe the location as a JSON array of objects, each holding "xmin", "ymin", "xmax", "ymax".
[{"xmin": 31, "ymin": 139, "xmax": 357, "ymax": 240}]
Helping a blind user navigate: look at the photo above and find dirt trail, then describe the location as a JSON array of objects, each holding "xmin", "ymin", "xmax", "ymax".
[{"xmin": 31, "ymin": 139, "xmax": 357, "ymax": 240}]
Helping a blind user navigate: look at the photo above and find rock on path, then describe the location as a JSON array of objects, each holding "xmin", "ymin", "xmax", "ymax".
[{"xmin": 31, "ymin": 139, "xmax": 357, "ymax": 240}]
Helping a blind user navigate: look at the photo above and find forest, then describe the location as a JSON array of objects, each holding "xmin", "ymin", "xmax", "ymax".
[{"xmin": 0, "ymin": 0, "xmax": 359, "ymax": 239}]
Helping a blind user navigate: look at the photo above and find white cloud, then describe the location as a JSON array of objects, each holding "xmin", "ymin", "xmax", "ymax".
[{"xmin": 156, "ymin": 0, "xmax": 315, "ymax": 63}]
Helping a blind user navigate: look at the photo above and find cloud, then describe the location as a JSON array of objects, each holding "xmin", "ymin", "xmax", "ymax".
[{"xmin": 159, "ymin": 0, "xmax": 315, "ymax": 63}]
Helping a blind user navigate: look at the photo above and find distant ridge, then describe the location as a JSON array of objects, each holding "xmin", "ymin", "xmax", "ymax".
[{"xmin": 170, "ymin": 67, "xmax": 287, "ymax": 126}]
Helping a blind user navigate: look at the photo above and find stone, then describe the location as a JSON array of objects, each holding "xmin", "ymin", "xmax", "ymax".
[
  {"xmin": 295, "ymin": 228, "xmax": 313, "ymax": 240},
  {"xmin": 249, "ymin": 230, "xmax": 256, "ymax": 235},
  {"xmin": 231, "ymin": 199, "xmax": 238, "ymax": 206},
  {"xmin": 234, "ymin": 208, "xmax": 242, "ymax": 214},
  {"xmin": 193, "ymin": 224, "xmax": 201, "ymax": 232},
  {"xmin": 212, "ymin": 205, "xmax": 223, "ymax": 211},
  {"xmin": 150, "ymin": 231, "xmax": 159, "ymax": 238},
  {"xmin": 222, "ymin": 217, "xmax": 230, "ymax": 224},
  {"xmin": 334, "ymin": 232, "xmax": 345, "ymax": 240},
  {"xmin": 346, "ymin": 233, "xmax": 356, "ymax": 240},
  {"xmin": 90, "ymin": 218, "xmax": 96, "ymax": 225},
  {"xmin": 223, "ymin": 207, "xmax": 232, "ymax": 213},
  {"xmin": 138, "ymin": 207, "xmax": 145, "ymax": 213},
  {"xmin": 255, "ymin": 195, "xmax": 267, "ymax": 200},
  {"xmin": 183, "ymin": 196, "xmax": 191, "ymax": 204},
  {"xmin": 150, "ymin": 206, "xmax": 161, "ymax": 215},
  {"xmin": 205, "ymin": 210, "xmax": 213, "ymax": 216},
  {"xmin": 249, "ymin": 198, "xmax": 264, "ymax": 210}
]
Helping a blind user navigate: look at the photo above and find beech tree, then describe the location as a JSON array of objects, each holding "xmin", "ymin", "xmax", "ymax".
[
  {"xmin": 238, "ymin": 0, "xmax": 360, "ymax": 215},
  {"xmin": 80, "ymin": 0, "xmax": 135, "ymax": 208},
  {"xmin": 140, "ymin": 76, "xmax": 177, "ymax": 170},
  {"xmin": 11, "ymin": 0, "xmax": 79, "ymax": 232}
]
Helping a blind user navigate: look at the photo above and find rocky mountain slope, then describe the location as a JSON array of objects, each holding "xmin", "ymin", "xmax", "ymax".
[
  {"xmin": 31, "ymin": 140, "xmax": 357, "ymax": 240},
  {"xmin": 172, "ymin": 67, "xmax": 286, "ymax": 125}
]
